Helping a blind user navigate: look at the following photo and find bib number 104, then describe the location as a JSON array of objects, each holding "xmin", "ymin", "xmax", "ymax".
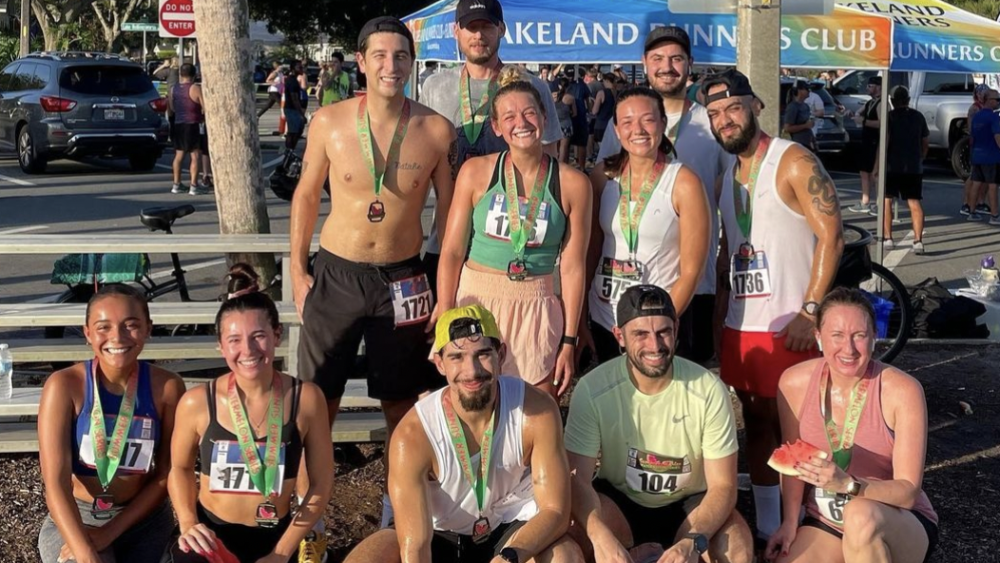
[{"xmin": 639, "ymin": 473, "xmax": 678, "ymax": 494}]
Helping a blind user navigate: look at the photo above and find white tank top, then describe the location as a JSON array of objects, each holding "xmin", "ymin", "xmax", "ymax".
[
  {"xmin": 589, "ymin": 161, "xmax": 684, "ymax": 331},
  {"xmin": 718, "ymin": 138, "xmax": 815, "ymax": 332},
  {"xmin": 415, "ymin": 376, "xmax": 537, "ymax": 535}
]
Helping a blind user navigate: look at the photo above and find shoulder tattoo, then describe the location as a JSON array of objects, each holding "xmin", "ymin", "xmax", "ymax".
[
  {"xmin": 448, "ymin": 139, "xmax": 459, "ymax": 180},
  {"xmin": 798, "ymin": 154, "xmax": 839, "ymax": 217}
]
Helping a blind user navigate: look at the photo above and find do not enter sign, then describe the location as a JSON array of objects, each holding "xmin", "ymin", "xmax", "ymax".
[{"xmin": 159, "ymin": 0, "xmax": 196, "ymax": 38}]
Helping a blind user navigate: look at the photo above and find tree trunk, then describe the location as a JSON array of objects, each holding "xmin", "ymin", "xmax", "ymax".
[
  {"xmin": 32, "ymin": 0, "xmax": 88, "ymax": 52},
  {"xmin": 192, "ymin": 0, "xmax": 277, "ymax": 283}
]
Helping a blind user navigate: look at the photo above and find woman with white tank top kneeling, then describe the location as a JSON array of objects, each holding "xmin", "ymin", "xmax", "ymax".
[{"xmin": 581, "ymin": 86, "xmax": 711, "ymax": 364}]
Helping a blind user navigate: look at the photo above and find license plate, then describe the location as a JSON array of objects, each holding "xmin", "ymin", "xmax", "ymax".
[{"xmin": 104, "ymin": 109, "xmax": 125, "ymax": 120}]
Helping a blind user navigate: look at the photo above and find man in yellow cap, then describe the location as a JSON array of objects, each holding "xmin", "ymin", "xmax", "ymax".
[{"xmin": 344, "ymin": 305, "xmax": 583, "ymax": 563}]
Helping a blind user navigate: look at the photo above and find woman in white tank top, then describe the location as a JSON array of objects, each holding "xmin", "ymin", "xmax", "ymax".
[{"xmin": 582, "ymin": 88, "xmax": 711, "ymax": 363}]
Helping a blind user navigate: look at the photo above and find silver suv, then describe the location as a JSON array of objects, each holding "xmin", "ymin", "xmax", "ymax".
[{"xmin": 0, "ymin": 52, "xmax": 169, "ymax": 174}]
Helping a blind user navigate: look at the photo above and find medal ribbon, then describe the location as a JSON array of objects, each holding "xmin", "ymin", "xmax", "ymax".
[
  {"xmin": 228, "ymin": 372, "xmax": 283, "ymax": 499},
  {"xmin": 90, "ymin": 360, "xmax": 139, "ymax": 490},
  {"xmin": 618, "ymin": 153, "xmax": 667, "ymax": 258},
  {"xmin": 442, "ymin": 390, "xmax": 498, "ymax": 513},
  {"xmin": 665, "ymin": 99, "xmax": 692, "ymax": 150},
  {"xmin": 460, "ymin": 61, "xmax": 502, "ymax": 145},
  {"xmin": 502, "ymin": 152, "xmax": 552, "ymax": 259},
  {"xmin": 732, "ymin": 133, "xmax": 772, "ymax": 240},
  {"xmin": 357, "ymin": 97, "xmax": 412, "ymax": 200},
  {"xmin": 819, "ymin": 362, "xmax": 873, "ymax": 471}
]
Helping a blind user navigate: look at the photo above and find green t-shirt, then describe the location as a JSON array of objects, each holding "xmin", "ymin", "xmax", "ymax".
[{"xmin": 564, "ymin": 356, "xmax": 738, "ymax": 508}]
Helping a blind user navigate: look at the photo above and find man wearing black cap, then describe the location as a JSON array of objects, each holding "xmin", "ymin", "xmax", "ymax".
[
  {"xmin": 848, "ymin": 76, "xmax": 883, "ymax": 215},
  {"xmin": 420, "ymin": 0, "xmax": 563, "ymax": 295},
  {"xmin": 290, "ymin": 15, "xmax": 457, "ymax": 529},
  {"xmin": 593, "ymin": 26, "xmax": 733, "ymax": 366},
  {"xmin": 783, "ymin": 81, "xmax": 816, "ymax": 151},
  {"xmin": 565, "ymin": 285, "xmax": 752, "ymax": 563},
  {"xmin": 702, "ymin": 68, "xmax": 843, "ymax": 545}
]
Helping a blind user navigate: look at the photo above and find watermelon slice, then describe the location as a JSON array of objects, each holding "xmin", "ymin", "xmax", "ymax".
[{"xmin": 767, "ymin": 439, "xmax": 826, "ymax": 476}]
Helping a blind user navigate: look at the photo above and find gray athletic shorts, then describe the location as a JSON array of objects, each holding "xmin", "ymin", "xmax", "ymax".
[{"xmin": 38, "ymin": 498, "xmax": 174, "ymax": 563}]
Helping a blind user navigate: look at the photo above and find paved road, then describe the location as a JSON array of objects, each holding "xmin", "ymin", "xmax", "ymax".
[{"xmin": 1, "ymin": 114, "xmax": 997, "ymax": 315}]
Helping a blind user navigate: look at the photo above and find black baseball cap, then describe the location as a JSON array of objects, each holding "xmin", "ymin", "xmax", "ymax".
[
  {"xmin": 358, "ymin": 16, "xmax": 415, "ymax": 57},
  {"xmin": 867, "ymin": 75, "xmax": 881, "ymax": 86},
  {"xmin": 456, "ymin": 0, "xmax": 504, "ymax": 28},
  {"xmin": 701, "ymin": 68, "xmax": 765, "ymax": 109},
  {"xmin": 644, "ymin": 26, "xmax": 691, "ymax": 58},
  {"xmin": 616, "ymin": 285, "xmax": 678, "ymax": 328}
]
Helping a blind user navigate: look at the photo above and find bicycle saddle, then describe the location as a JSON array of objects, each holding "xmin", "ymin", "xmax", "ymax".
[{"xmin": 140, "ymin": 205, "xmax": 196, "ymax": 232}]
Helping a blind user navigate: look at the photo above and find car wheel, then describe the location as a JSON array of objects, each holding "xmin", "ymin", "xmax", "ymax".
[
  {"xmin": 951, "ymin": 135, "xmax": 971, "ymax": 181},
  {"xmin": 18, "ymin": 127, "xmax": 47, "ymax": 174},
  {"xmin": 129, "ymin": 153, "xmax": 159, "ymax": 172}
]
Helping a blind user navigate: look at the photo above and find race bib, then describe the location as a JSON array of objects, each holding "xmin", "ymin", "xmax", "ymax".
[
  {"xmin": 78, "ymin": 416, "xmax": 156, "ymax": 474},
  {"xmin": 208, "ymin": 440, "xmax": 286, "ymax": 496},
  {"xmin": 814, "ymin": 487, "xmax": 848, "ymax": 525},
  {"xmin": 390, "ymin": 274, "xmax": 434, "ymax": 327},
  {"xmin": 730, "ymin": 249, "xmax": 772, "ymax": 299},
  {"xmin": 596, "ymin": 258, "xmax": 643, "ymax": 308},
  {"xmin": 625, "ymin": 447, "xmax": 693, "ymax": 496},
  {"xmin": 485, "ymin": 193, "xmax": 550, "ymax": 247}
]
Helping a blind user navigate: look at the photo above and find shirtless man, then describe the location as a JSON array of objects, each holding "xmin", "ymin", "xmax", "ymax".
[
  {"xmin": 289, "ymin": 16, "xmax": 456, "ymax": 525},
  {"xmin": 344, "ymin": 305, "xmax": 582, "ymax": 563},
  {"xmin": 703, "ymin": 69, "xmax": 844, "ymax": 546}
]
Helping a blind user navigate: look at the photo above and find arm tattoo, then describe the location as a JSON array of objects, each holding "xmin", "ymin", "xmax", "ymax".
[
  {"xmin": 448, "ymin": 139, "xmax": 459, "ymax": 180},
  {"xmin": 799, "ymin": 154, "xmax": 839, "ymax": 216}
]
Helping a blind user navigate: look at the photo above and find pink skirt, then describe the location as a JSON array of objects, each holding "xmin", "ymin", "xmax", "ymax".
[{"xmin": 456, "ymin": 266, "xmax": 563, "ymax": 385}]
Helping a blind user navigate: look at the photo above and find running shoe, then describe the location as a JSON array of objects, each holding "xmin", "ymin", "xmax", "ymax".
[
  {"xmin": 913, "ymin": 241, "xmax": 925, "ymax": 255},
  {"xmin": 847, "ymin": 202, "xmax": 872, "ymax": 213},
  {"xmin": 968, "ymin": 212, "xmax": 984, "ymax": 222},
  {"xmin": 960, "ymin": 204, "xmax": 972, "ymax": 216},
  {"xmin": 990, "ymin": 215, "xmax": 1000, "ymax": 226},
  {"xmin": 189, "ymin": 183, "xmax": 212, "ymax": 196},
  {"xmin": 883, "ymin": 239, "xmax": 894, "ymax": 250},
  {"xmin": 171, "ymin": 183, "xmax": 186, "ymax": 194},
  {"xmin": 976, "ymin": 203, "xmax": 991, "ymax": 214},
  {"xmin": 298, "ymin": 531, "xmax": 328, "ymax": 563}
]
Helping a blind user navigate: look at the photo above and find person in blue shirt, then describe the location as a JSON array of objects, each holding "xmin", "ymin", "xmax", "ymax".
[{"xmin": 968, "ymin": 89, "xmax": 1000, "ymax": 224}]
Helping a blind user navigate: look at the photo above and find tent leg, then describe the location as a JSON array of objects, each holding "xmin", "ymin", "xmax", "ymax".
[{"xmin": 874, "ymin": 69, "xmax": 890, "ymax": 266}]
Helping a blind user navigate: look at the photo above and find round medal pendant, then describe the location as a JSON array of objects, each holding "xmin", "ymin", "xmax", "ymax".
[{"xmin": 255, "ymin": 500, "xmax": 280, "ymax": 528}]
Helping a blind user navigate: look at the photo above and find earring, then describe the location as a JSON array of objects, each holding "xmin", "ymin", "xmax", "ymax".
[{"xmin": 816, "ymin": 339, "xmax": 823, "ymax": 352}]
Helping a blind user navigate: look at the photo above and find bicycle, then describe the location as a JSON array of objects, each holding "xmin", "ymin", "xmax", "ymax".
[{"xmin": 834, "ymin": 223, "xmax": 912, "ymax": 363}]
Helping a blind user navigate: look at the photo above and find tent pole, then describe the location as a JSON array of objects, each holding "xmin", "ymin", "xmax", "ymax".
[{"xmin": 874, "ymin": 68, "xmax": 890, "ymax": 266}]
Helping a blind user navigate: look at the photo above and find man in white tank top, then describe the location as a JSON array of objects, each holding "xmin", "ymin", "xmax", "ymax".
[
  {"xmin": 344, "ymin": 305, "xmax": 582, "ymax": 563},
  {"xmin": 703, "ymin": 69, "xmax": 844, "ymax": 545}
]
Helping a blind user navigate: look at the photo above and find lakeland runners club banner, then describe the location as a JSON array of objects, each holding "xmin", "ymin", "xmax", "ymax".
[
  {"xmin": 403, "ymin": 0, "xmax": 893, "ymax": 69},
  {"xmin": 840, "ymin": 0, "xmax": 1000, "ymax": 73}
]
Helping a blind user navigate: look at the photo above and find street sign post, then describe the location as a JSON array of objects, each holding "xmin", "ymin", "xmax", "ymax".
[{"xmin": 159, "ymin": 0, "xmax": 196, "ymax": 38}]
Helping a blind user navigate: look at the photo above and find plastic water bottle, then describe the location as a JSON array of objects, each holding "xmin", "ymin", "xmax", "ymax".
[
  {"xmin": 0, "ymin": 344, "xmax": 12, "ymax": 400},
  {"xmin": 982, "ymin": 255, "xmax": 999, "ymax": 284}
]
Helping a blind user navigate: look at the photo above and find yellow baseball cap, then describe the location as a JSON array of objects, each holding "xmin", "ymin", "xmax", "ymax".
[{"xmin": 433, "ymin": 305, "xmax": 502, "ymax": 353}]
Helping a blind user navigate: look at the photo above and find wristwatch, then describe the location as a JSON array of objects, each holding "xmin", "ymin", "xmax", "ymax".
[
  {"xmin": 686, "ymin": 533, "xmax": 709, "ymax": 555},
  {"xmin": 802, "ymin": 301, "xmax": 820, "ymax": 316},
  {"xmin": 498, "ymin": 547, "xmax": 519, "ymax": 563},
  {"xmin": 560, "ymin": 335, "xmax": 579, "ymax": 347},
  {"xmin": 846, "ymin": 477, "xmax": 863, "ymax": 497}
]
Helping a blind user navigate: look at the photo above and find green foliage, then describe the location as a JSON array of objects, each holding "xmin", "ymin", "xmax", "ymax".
[
  {"xmin": 249, "ymin": 0, "xmax": 426, "ymax": 48},
  {"xmin": 945, "ymin": 0, "xmax": 1000, "ymax": 19},
  {"xmin": 0, "ymin": 36, "xmax": 18, "ymax": 66}
]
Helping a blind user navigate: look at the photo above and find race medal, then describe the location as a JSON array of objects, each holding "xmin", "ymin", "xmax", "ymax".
[
  {"xmin": 91, "ymin": 493, "xmax": 116, "ymax": 520},
  {"xmin": 460, "ymin": 61, "xmax": 502, "ymax": 145},
  {"xmin": 89, "ymin": 359, "xmax": 140, "ymax": 495},
  {"xmin": 729, "ymin": 247, "xmax": 772, "ymax": 299},
  {"xmin": 737, "ymin": 242, "xmax": 755, "ymax": 262},
  {"xmin": 507, "ymin": 259, "xmax": 528, "ymax": 281},
  {"xmin": 471, "ymin": 516, "xmax": 492, "ymax": 544},
  {"xmin": 367, "ymin": 200, "xmax": 386, "ymax": 223},
  {"xmin": 616, "ymin": 259, "xmax": 643, "ymax": 281},
  {"xmin": 820, "ymin": 362, "xmax": 874, "ymax": 472},
  {"xmin": 255, "ymin": 501, "xmax": 280, "ymax": 529},
  {"xmin": 357, "ymin": 96, "xmax": 411, "ymax": 224},
  {"xmin": 227, "ymin": 372, "xmax": 284, "ymax": 519},
  {"xmin": 618, "ymin": 153, "xmax": 667, "ymax": 262},
  {"xmin": 732, "ymin": 133, "xmax": 772, "ymax": 259}
]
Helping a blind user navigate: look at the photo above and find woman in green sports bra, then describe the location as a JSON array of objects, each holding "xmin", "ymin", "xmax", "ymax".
[{"xmin": 436, "ymin": 66, "xmax": 593, "ymax": 399}]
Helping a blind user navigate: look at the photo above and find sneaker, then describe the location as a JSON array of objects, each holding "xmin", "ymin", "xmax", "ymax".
[
  {"xmin": 968, "ymin": 212, "xmax": 984, "ymax": 222},
  {"xmin": 189, "ymin": 183, "xmax": 212, "ymax": 196},
  {"xmin": 171, "ymin": 183, "xmax": 186, "ymax": 194},
  {"xmin": 298, "ymin": 531, "xmax": 328, "ymax": 563},
  {"xmin": 960, "ymin": 204, "xmax": 972, "ymax": 216},
  {"xmin": 990, "ymin": 214, "xmax": 1000, "ymax": 226},
  {"xmin": 913, "ymin": 241, "xmax": 925, "ymax": 255},
  {"xmin": 976, "ymin": 203, "xmax": 991, "ymax": 214},
  {"xmin": 883, "ymin": 239, "xmax": 894, "ymax": 250},
  {"xmin": 848, "ymin": 202, "xmax": 872, "ymax": 213},
  {"xmin": 867, "ymin": 203, "xmax": 878, "ymax": 216}
]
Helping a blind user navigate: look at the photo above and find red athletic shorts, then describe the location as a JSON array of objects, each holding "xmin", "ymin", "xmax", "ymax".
[{"xmin": 720, "ymin": 327, "xmax": 819, "ymax": 398}]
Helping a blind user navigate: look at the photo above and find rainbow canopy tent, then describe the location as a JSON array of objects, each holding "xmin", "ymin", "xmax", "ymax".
[
  {"xmin": 838, "ymin": 0, "xmax": 1000, "ymax": 73},
  {"xmin": 403, "ymin": 0, "xmax": 893, "ymax": 69}
]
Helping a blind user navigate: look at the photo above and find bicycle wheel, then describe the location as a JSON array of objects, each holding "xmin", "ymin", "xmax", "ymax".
[{"xmin": 859, "ymin": 263, "xmax": 912, "ymax": 363}]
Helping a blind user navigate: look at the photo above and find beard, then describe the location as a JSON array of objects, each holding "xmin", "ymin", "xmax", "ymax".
[
  {"xmin": 626, "ymin": 345, "xmax": 674, "ymax": 379},
  {"xmin": 464, "ymin": 43, "xmax": 496, "ymax": 65},
  {"xmin": 648, "ymin": 70, "xmax": 687, "ymax": 97},
  {"xmin": 713, "ymin": 115, "xmax": 759, "ymax": 155},
  {"xmin": 456, "ymin": 378, "xmax": 495, "ymax": 411}
]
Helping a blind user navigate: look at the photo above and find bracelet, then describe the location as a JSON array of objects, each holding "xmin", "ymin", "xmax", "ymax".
[{"xmin": 561, "ymin": 335, "xmax": 579, "ymax": 347}]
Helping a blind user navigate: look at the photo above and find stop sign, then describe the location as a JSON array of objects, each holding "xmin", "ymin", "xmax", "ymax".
[{"xmin": 159, "ymin": 0, "xmax": 196, "ymax": 38}]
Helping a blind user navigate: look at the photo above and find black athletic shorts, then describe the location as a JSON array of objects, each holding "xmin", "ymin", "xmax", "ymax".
[
  {"xmin": 298, "ymin": 249, "xmax": 438, "ymax": 401},
  {"xmin": 802, "ymin": 511, "xmax": 938, "ymax": 563},
  {"xmin": 885, "ymin": 173, "xmax": 922, "ymax": 200},
  {"xmin": 172, "ymin": 123, "xmax": 201, "ymax": 152},
  {"xmin": 860, "ymin": 139, "xmax": 879, "ymax": 173},
  {"xmin": 678, "ymin": 294, "xmax": 716, "ymax": 364},
  {"xmin": 570, "ymin": 122, "xmax": 588, "ymax": 147},
  {"xmin": 593, "ymin": 478, "xmax": 707, "ymax": 548},
  {"xmin": 428, "ymin": 520, "xmax": 527, "ymax": 563},
  {"xmin": 971, "ymin": 163, "xmax": 1000, "ymax": 184},
  {"xmin": 167, "ymin": 503, "xmax": 295, "ymax": 562}
]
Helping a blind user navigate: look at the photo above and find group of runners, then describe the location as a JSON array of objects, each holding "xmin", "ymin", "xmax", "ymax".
[{"xmin": 36, "ymin": 1, "xmax": 939, "ymax": 562}]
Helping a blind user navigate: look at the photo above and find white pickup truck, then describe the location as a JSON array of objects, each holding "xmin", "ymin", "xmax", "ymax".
[{"xmin": 829, "ymin": 70, "xmax": 976, "ymax": 178}]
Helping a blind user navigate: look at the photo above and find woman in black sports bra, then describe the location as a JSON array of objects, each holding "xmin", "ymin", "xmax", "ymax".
[{"xmin": 168, "ymin": 265, "xmax": 333, "ymax": 563}]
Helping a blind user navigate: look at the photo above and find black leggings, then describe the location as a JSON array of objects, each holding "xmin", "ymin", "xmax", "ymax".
[
  {"xmin": 257, "ymin": 92, "xmax": 281, "ymax": 118},
  {"xmin": 168, "ymin": 503, "xmax": 295, "ymax": 562}
]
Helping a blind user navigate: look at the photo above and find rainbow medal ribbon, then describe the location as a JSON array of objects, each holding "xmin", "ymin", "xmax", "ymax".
[
  {"xmin": 442, "ymin": 387, "xmax": 499, "ymax": 543},
  {"xmin": 732, "ymin": 133, "xmax": 772, "ymax": 261},
  {"xmin": 617, "ymin": 153, "xmax": 666, "ymax": 279},
  {"xmin": 502, "ymin": 152, "xmax": 552, "ymax": 281},
  {"xmin": 227, "ymin": 372, "xmax": 284, "ymax": 528},
  {"xmin": 89, "ymin": 360, "xmax": 139, "ymax": 519}
]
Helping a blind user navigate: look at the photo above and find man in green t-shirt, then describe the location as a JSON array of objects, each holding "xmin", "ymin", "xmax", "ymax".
[
  {"xmin": 565, "ymin": 285, "xmax": 753, "ymax": 563},
  {"xmin": 318, "ymin": 51, "xmax": 353, "ymax": 107}
]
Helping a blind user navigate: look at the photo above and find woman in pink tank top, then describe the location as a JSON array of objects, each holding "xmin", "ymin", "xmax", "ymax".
[{"xmin": 765, "ymin": 288, "xmax": 937, "ymax": 563}]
